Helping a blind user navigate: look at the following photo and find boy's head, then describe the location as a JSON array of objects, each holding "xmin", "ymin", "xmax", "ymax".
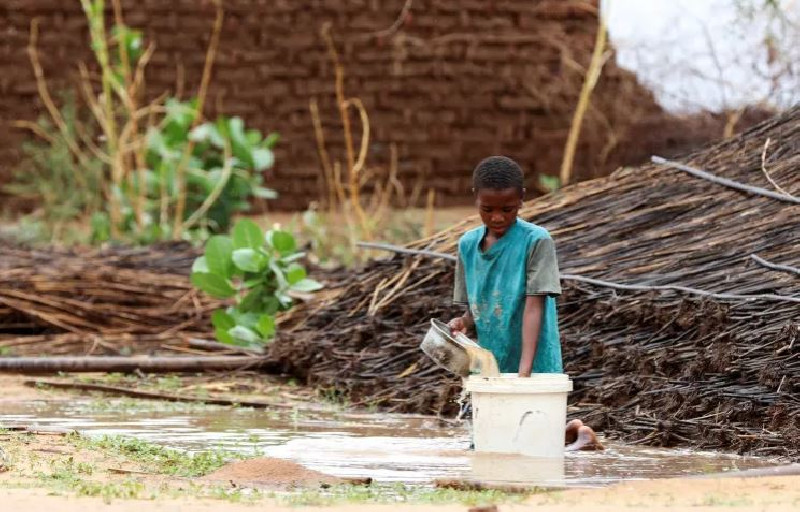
[{"xmin": 472, "ymin": 156, "xmax": 524, "ymax": 237}]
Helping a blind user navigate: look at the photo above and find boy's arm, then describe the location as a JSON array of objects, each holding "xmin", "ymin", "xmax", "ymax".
[
  {"xmin": 520, "ymin": 237, "xmax": 561, "ymax": 377},
  {"xmin": 519, "ymin": 296, "xmax": 544, "ymax": 376},
  {"xmin": 450, "ymin": 250, "xmax": 474, "ymax": 334}
]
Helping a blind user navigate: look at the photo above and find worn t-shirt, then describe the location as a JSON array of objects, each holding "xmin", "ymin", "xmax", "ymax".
[{"xmin": 452, "ymin": 218, "xmax": 562, "ymax": 373}]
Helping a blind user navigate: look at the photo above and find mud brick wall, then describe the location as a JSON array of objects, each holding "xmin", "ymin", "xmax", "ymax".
[{"xmin": 2, "ymin": 0, "xmax": 703, "ymax": 211}]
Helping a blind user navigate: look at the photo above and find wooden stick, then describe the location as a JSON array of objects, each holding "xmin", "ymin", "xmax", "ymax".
[
  {"xmin": 434, "ymin": 478, "xmax": 547, "ymax": 493},
  {"xmin": 750, "ymin": 254, "xmax": 800, "ymax": 276},
  {"xmin": 187, "ymin": 338, "xmax": 264, "ymax": 355},
  {"xmin": 356, "ymin": 241, "xmax": 456, "ymax": 261},
  {"xmin": 22, "ymin": 379, "xmax": 292, "ymax": 409},
  {"xmin": 559, "ymin": 6, "xmax": 609, "ymax": 186},
  {"xmin": 651, "ymin": 156, "xmax": 800, "ymax": 204},
  {"xmin": 357, "ymin": 241, "xmax": 800, "ymax": 303},
  {"xmin": 0, "ymin": 356, "xmax": 271, "ymax": 373},
  {"xmin": 560, "ymin": 273, "xmax": 800, "ymax": 304},
  {"xmin": 760, "ymin": 138, "xmax": 795, "ymax": 198}
]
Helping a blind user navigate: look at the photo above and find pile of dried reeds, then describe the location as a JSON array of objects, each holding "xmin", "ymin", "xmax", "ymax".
[
  {"xmin": 0, "ymin": 242, "xmax": 221, "ymax": 356},
  {"xmin": 269, "ymin": 107, "xmax": 800, "ymax": 458}
]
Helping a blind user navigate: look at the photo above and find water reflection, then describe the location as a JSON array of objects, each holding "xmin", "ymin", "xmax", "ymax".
[{"xmin": 0, "ymin": 398, "xmax": 781, "ymax": 486}]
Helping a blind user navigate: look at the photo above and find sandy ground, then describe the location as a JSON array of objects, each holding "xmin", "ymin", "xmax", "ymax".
[
  {"xmin": 1, "ymin": 374, "xmax": 799, "ymax": 511},
  {"xmin": 0, "ymin": 374, "xmax": 63, "ymax": 401},
  {"xmin": 3, "ymin": 475, "xmax": 799, "ymax": 511}
]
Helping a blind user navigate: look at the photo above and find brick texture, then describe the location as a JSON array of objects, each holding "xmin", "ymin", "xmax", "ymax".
[{"xmin": 0, "ymin": 0, "xmax": 733, "ymax": 211}]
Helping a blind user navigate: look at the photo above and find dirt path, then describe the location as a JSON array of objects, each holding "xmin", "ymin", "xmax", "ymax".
[
  {"xmin": 0, "ymin": 374, "xmax": 64, "ymax": 401},
  {"xmin": 3, "ymin": 474, "xmax": 799, "ymax": 511}
]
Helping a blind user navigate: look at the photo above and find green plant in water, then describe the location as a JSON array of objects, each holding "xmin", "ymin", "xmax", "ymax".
[{"xmin": 191, "ymin": 218, "xmax": 322, "ymax": 348}]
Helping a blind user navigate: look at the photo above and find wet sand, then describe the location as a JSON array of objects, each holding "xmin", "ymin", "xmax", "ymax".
[{"xmin": 3, "ymin": 474, "xmax": 800, "ymax": 511}]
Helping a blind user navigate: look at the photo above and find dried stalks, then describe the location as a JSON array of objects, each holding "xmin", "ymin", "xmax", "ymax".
[{"xmin": 308, "ymin": 24, "xmax": 434, "ymax": 260}]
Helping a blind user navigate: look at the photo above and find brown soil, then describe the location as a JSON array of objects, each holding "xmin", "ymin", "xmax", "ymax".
[
  {"xmin": 202, "ymin": 457, "xmax": 344, "ymax": 488},
  {"xmin": 0, "ymin": 374, "xmax": 65, "ymax": 401},
  {"xmin": 2, "ymin": 475, "xmax": 800, "ymax": 511}
]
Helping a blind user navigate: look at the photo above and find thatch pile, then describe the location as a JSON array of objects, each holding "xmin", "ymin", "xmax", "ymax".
[
  {"xmin": 0, "ymin": 242, "xmax": 222, "ymax": 356},
  {"xmin": 269, "ymin": 107, "xmax": 800, "ymax": 458}
]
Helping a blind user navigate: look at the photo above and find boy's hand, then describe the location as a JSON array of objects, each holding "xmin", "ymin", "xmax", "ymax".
[
  {"xmin": 448, "ymin": 316, "xmax": 471, "ymax": 334},
  {"xmin": 448, "ymin": 317, "xmax": 467, "ymax": 334}
]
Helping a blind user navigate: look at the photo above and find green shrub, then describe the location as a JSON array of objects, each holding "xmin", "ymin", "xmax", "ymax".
[{"xmin": 191, "ymin": 218, "xmax": 322, "ymax": 348}]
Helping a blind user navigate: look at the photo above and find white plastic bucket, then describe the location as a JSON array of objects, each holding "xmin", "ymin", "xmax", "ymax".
[
  {"xmin": 470, "ymin": 453, "xmax": 566, "ymax": 486},
  {"xmin": 464, "ymin": 373, "xmax": 572, "ymax": 458}
]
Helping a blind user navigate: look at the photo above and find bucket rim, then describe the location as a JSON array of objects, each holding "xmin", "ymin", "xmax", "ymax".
[{"xmin": 464, "ymin": 373, "xmax": 573, "ymax": 393}]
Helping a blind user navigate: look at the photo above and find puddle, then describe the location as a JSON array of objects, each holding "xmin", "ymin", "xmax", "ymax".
[{"xmin": 0, "ymin": 398, "xmax": 784, "ymax": 487}]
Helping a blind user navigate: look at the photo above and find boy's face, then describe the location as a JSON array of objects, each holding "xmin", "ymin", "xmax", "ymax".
[{"xmin": 475, "ymin": 187, "xmax": 522, "ymax": 237}]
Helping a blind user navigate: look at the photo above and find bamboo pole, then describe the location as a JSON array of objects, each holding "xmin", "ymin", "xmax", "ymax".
[
  {"xmin": 0, "ymin": 356, "xmax": 270, "ymax": 373},
  {"xmin": 24, "ymin": 379, "xmax": 289, "ymax": 408},
  {"xmin": 559, "ymin": 4, "xmax": 609, "ymax": 186}
]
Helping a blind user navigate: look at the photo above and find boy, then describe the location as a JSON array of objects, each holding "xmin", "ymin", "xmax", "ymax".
[{"xmin": 448, "ymin": 156, "xmax": 600, "ymax": 451}]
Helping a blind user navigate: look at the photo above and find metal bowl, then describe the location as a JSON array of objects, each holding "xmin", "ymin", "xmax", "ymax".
[{"xmin": 419, "ymin": 318, "xmax": 471, "ymax": 377}]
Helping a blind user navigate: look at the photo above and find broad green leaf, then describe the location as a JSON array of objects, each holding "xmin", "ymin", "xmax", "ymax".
[
  {"xmin": 252, "ymin": 186, "xmax": 278, "ymax": 199},
  {"xmin": 281, "ymin": 252, "xmax": 307, "ymax": 263},
  {"xmin": 215, "ymin": 327, "xmax": 235, "ymax": 346},
  {"xmin": 204, "ymin": 236, "xmax": 234, "ymax": 277},
  {"xmin": 211, "ymin": 310, "xmax": 236, "ymax": 330},
  {"xmin": 231, "ymin": 310, "xmax": 260, "ymax": 329},
  {"xmin": 191, "ymin": 256, "xmax": 209, "ymax": 273},
  {"xmin": 244, "ymin": 277, "xmax": 264, "ymax": 288},
  {"xmin": 227, "ymin": 117, "xmax": 254, "ymax": 168},
  {"xmin": 264, "ymin": 132, "xmax": 280, "ymax": 149},
  {"xmin": 269, "ymin": 261, "xmax": 288, "ymax": 289},
  {"xmin": 286, "ymin": 263, "xmax": 306, "ymax": 285},
  {"xmin": 262, "ymin": 296, "xmax": 280, "ymax": 315},
  {"xmin": 290, "ymin": 278, "xmax": 324, "ymax": 292},
  {"xmin": 229, "ymin": 325, "xmax": 260, "ymax": 344},
  {"xmin": 232, "ymin": 218, "xmax": 264, "ymax": 250},
  {"xmin": 189, "ymin": 122, "xmax": 226, "ymax": 148},
  {"xmin": 191, "ymin": 272, "xmax": 235, "ymax": 298},
  {"xmin": 256, "ymin": 314, "xmax": 276, "ymax": 339},
  {"xmin": 186, "ymin": 167, "xmax": 214, "ymax": 193},
  {"xmin": 228, "ymin": 117, "xmax": 246, "ymax": 141},
  {"xmin": 165, "ymin": 98, "xmax": 196, "ymax": 129},
  {"xmin": 251, "ymin": 148, "xmax": 274, "ymax": 171},
  {"xmin": 267, "ymin": 229, "xmax": 296, "ymax": 255},
  {"xmin": 238, "ymin": 285, "xmax": 264, "ymax": 312},
  {"xmin": 246, "ymin": 128, "xmax": 263, "ymax": 145},
  {"xmin": 232, "ymin": 248, "xmax": 267, "ymax": 273},
  {"xmin": 276, "ymin": 293, "xmax": 293, "ymax": 308}
]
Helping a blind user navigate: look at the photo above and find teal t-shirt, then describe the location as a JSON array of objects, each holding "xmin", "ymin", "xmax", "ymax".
[{"xmin": 453, "ymin": 219, "xmax": 563, "ymax": 374}]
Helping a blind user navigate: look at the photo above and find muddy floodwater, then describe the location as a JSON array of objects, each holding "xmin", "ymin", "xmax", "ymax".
[{"xmin": 0, "ymin": 398, "xmax": 785, "ymax": 487}]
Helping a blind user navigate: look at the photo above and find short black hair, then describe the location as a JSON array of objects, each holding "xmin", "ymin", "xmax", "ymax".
[{"xmin": 472, "ymin": 156, "xmax": 524, "ymax": 194}]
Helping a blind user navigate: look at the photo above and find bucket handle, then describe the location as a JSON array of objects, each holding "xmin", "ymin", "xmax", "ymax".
[{"xmin": 512, "ymin": 409, "xmax": 547, "ymax": 451}]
